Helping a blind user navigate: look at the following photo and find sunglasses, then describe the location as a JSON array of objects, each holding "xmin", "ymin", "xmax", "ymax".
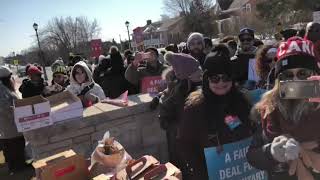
[
  {"xmin": 279, "ymin": 69, "xmax": 313, "ymax": 81},
  {"xmin": 208, "ymin": 74, "xmax": 231, "ymax": 83},
  {"xmin": 240, "ymin": 38, "xmax": 253, "ymax": 42}
]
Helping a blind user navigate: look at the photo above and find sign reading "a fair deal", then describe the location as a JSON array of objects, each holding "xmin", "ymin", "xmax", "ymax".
[{"xmin": 204, "ymin": 137, "xmax": 267, "ymax": 180}]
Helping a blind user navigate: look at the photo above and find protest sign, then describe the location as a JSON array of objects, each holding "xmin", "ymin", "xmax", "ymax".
[
  {"xmin": 204, "ymin": 137, "xmax": 268, "ymax": 180},
  {"xmin": 140, "ymin": 76, "xmax": 165, "ymax": 94}
]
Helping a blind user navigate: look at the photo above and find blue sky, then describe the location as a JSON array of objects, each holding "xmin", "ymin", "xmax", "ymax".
[{"xmin": 0, "ymin": 0, "xmax": 167, "ymax": 57}]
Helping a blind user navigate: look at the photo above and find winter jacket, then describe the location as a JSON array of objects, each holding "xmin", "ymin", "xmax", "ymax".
[
  {"xmin": 66, "ymin": 61, "xmax": 106, "ymax": 101},
  {"xmin": 93, "ymin": 53, "xmax": 129, "ymax": 99},
  {"xmin": 176, "ymin": 86, "xmax": 253, "ymax": 180},
  {"xmin": 0, "ymin": 81, "xmax": 22, "ymax": 139},
  {"xmin": 247, "ymin": 104, "xmax": 320, "ymax": 180},
  {"xmin": 19, "ymin": 78, "xmax": 48, "ymax": 98},
  {"xmin": 158, "ymin": 79, "xmax": 201, "ymax": 130},
  {"xmin": 231, "ymin": 47, "xmax": 258, "ymax": 86},
  {"xmin": 125, "ymin": 62, "xmax": 167, "ymax": 88},
  {"xmin": 190, "ymin": 52, "xmax": 206, "ymax": 68}
]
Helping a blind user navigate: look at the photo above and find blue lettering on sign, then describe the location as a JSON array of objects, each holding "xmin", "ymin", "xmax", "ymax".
[{"xmin": 204, "ymin": 137, "xmax": 268, "ymax": 180}]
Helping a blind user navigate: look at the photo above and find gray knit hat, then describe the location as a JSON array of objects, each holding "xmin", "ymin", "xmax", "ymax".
[{"xmin": 187, "ymin": 32, "xmax": 205, "ymax": 49}]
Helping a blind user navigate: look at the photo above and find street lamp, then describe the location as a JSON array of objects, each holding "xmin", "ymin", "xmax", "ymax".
[
  {"xmin": 125, "ymin": 21, "xmax": 131, "ymax": 50},
  {"xmin": 33, "ymin": 23, "xmax": 48, "ymax": 80}
]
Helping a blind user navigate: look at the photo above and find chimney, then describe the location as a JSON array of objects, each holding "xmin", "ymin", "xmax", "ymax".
[{"xmin": 147, "ymin": 20, "xmax": 152, "ymax": 26}]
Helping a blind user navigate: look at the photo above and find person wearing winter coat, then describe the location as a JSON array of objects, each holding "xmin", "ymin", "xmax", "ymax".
[
  {"xmin": 176, "ymin": 47, "xmax": 254, "ymax": 180},
  {"xmin": 231, "ymin": 28, "xmax": 259, "ymax": 87},
  {"xmin": 125, "ymin": 47, "xmax": 167, "ymax": 90},
  {"xmin": 0, "ymin": 66, "xmax": 28, "ymax": 174},
  {"xmin": 93, "ymin": 47, "xmax": 130, "ymax": 98},
  {"xmin": 19, "ymin": 65, "xmax": 48, "ymax": 98},
  {"xmin": 187, "ymin": 32, "xmax": 207, "ymax": 68},
  {"xmin": 247, "ymin": 37, "xmax": 320, "ymax": 180},
  {"xmin": 43, "ymin": 65, "xmax": 70, "ymax": 97},
  {"xmin": 158, "ymin": 52, "xmax": 203, "ymax": 167},
  {"xmin": 66, "ymin": 61, "xmax": 106, "ymax": 107}
]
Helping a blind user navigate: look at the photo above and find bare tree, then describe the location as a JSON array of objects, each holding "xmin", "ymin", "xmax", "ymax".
[
  {"xmin": 39, "ymin": 16, "xmax": 100, "ymax": 61},
  {"xmin": 163, "ymin": 0, "xmax": 214, "ymax": 16}
]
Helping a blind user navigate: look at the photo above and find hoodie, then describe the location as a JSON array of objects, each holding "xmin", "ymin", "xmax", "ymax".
[{"xmin": 66, "ymin": 61, "xmax": 106, "ymax": 100}]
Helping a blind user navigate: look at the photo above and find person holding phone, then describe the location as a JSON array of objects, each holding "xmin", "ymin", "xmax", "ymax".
[
  {"xmin": 125, "ymin": 47, "xmax": 167, "ymax": 88},
  {"xmin": 247, "ymin": 37, "xmax": 320, "ymax": 180},
  {"xmin": 176, "ymin": 46, "xmax": 254, "ymax": 179}
]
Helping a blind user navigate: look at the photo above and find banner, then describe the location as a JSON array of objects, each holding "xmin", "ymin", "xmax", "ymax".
[
  {"xmin": 204, "ymin": 137, "xmax": 268, "ymax": 180},
  {"xmin": 90, "ymin": 39, "xmax": 102, "ymax": 59},
  {"xmin": 140, "ymin": 76, "xmax": 165, "ymax": 94}
]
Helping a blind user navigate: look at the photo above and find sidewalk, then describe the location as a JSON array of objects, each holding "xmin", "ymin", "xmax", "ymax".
[{"xmin": 0, "ymin": 151, "xmax": 35, "ymax": 180}]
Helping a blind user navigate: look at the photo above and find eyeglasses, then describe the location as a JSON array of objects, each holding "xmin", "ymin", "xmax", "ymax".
[
  {"xmin": 279, "ymin": 69, "xmax": 313, "ymax": 81},
  {"xmin": 208, "ymin": 74, "xmax": 231, "ymax": 83},
  {"xmin": 240, "ymin": 38, "xmax": 253, "ymax": 42}
]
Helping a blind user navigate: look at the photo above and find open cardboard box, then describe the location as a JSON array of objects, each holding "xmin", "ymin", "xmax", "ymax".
[
  {"xmin": 48, "ymin": 91, "xmax": 83, "ymax": 123},
  {"xmin": 14, "ymin": 95, "xmax": 52, "ymax": 132},
  {"xmin": 33, "ymin": 149, "xmax": 88, "ymax": 180}
]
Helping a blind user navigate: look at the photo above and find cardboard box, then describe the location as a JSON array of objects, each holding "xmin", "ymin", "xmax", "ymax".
[
  {"xmin": 33, "ymin": 149, "xmax": 88, "ymax": 180},
  {"xmin": 92, "ymin": 174, "xmax": 113, "ymax": 180},
  {"xmin": 48, "ymin": 91, "xmax": 83, "ymax": 123},
  {"xmin": 14, "ymin": 95, "xmax": 52, "ymax": 132}
]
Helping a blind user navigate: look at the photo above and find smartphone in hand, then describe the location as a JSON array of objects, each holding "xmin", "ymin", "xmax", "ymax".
[{"xmin": 279, "ymin": 80, "xmax": 320, "ymax": 99}]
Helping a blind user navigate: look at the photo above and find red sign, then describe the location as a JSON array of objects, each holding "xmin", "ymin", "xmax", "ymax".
[
  {"xmin": 90, "ymin": 39, "xmax": 102, "ymax": 59},
  {"xmin": 133, "ymin": 27, "xmax": 144, "ymax": 45},
  {"xmin": 140, "ymin": 76, "xmax": 165, "ymax": 94}
]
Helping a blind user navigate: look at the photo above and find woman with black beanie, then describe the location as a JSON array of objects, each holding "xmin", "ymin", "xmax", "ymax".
[{"xmin": 176, "ymin": 45, "xmax": 254, "ymax": 180}]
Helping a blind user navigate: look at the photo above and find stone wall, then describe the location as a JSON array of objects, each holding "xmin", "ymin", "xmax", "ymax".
[{"xmin": 23, "ymin": 94, "xmax": 168, "ymax": 162}]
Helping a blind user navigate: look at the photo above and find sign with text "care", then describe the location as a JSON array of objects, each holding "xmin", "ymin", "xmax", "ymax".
[{"xmin": 204, "ymin": 137, "xmax": 268, "ymax": 180}]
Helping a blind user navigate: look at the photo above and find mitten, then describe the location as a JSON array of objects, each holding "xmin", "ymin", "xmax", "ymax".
[
  {"xmin": 270, "ymin": 135, "xmax": 288, "ymax": 162},
  {"xmin": 284, "ymin": 138, "xmax": 300, "ymax": 161}
]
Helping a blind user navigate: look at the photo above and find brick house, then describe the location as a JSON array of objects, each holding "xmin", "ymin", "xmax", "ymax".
[{"xmin": 131, "ymin": 17, "xmax": 186, "ymax": 51}]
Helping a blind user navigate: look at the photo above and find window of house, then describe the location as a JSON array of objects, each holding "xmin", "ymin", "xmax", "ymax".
[{"xmin": 245, "ymin": 3, "xmax": 251, "ymax": 13}]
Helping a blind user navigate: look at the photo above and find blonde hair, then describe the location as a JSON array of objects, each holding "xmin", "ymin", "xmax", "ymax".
[{"xmin": 255, "ymin": 80, "xmax": 280, "ymax": 117}]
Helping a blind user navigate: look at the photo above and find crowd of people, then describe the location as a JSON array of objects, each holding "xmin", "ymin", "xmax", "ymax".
[{"xmin": 1, "ymin": 22, "xmax": 320, "ymax": 179}]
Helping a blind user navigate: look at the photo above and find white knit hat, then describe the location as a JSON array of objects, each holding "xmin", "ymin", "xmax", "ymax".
[{"xmin": 0, "ymin": 66, "xmax": 12, "ymax": 78}]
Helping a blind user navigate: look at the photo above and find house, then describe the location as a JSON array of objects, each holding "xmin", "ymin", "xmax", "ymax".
[
  {"xmin": 131, "ymin": 17, "xmax": 185, "ymax": 51},
  {"xmin": 214, "ymin": 0, "xmax": 259, "ymax": 36}
]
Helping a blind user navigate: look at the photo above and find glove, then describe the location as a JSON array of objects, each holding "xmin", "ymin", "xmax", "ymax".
[
  {"xmin": 284, "ymin": 138, "xmax": 300, "ymax": 161},
  {"xmin": 150, "ymin": 96, "xmax": 160, "ymax": 110},
  {"xmin": 270, "ymin": 135, "xmax": 289, "ymax": 162}
]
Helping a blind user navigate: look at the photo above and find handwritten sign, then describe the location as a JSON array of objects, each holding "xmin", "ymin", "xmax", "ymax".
[
  {"xmin": 204, "ymin": 137, "xmax": 268, "ymax": 180},
  {"xmin": 140, "ymin": 76, "xmax": 166, "ymax": 94}
]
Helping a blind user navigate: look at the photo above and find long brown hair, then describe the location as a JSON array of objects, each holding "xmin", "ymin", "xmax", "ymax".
[{"xmin": 255, "ymin": 45, "xmax": 274, "ymax": 81}]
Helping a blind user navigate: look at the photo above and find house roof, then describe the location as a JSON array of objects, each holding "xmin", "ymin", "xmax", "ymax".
[
  {"xmin": 158, "ymin": 17, "xmax": 183, "ymax": 32},
  {"xmin": 229, "ymin": 0, "xmax": 250, "ymax": 9}
]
